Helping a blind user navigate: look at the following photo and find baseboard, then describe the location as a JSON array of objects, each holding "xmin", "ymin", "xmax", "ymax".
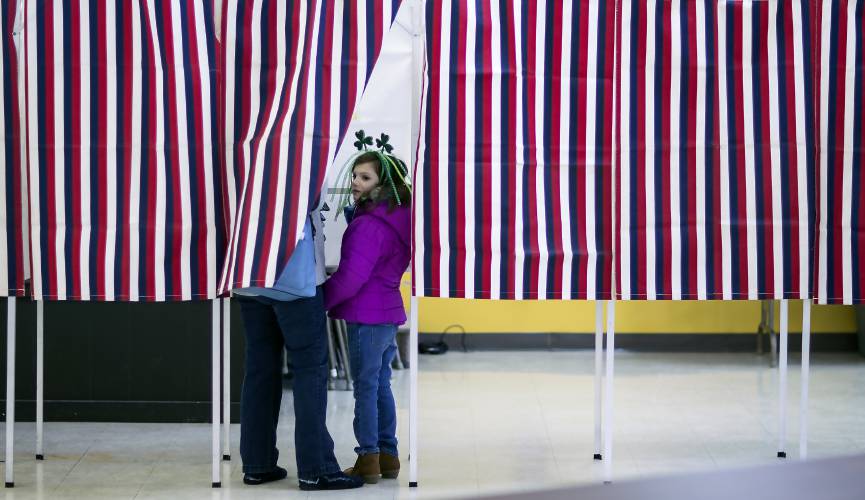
[
  {"xmin": 418, "ymin": 332, "xmax": 860, "ymax": 352},
  {"xmin": 0, "ymin": 401, "xmax": 242, "ymax": 423}
]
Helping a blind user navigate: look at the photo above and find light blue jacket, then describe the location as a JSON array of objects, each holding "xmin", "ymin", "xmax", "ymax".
[{"xmin": 233, "ymin": 205, "xmax": 327, "ymax": 301}]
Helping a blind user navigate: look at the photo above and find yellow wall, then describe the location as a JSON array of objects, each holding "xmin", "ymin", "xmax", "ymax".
[
  {"xmin": 413, "ymin": 298, "xmax": 856, "ymax": 334},
  {"xmin": 401, "ymin": 275, "xmax": 858, "ymax": 334}
]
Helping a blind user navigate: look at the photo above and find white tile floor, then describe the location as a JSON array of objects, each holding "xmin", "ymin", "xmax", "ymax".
[{"xmin": 1, "ymin": 350, "xmax": 864, "ymax": 499}]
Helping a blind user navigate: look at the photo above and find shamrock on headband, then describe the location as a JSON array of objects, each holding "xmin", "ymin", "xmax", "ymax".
[
  {"xmin": 376, "ymin": 133, "xmax": 394, "ymax": 154},
  {"xmin": 353, "ymin": 129, "xmax": 374, "ymax": 151}
]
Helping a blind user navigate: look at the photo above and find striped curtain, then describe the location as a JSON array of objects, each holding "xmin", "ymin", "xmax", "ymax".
[
  {"xmin": 24, "ymin": 0, "xmax": 224, "ymax": 301},
  {"xmin": 219, "ymin": 0, "xmax": 402, "ymax": 294},
  {"xmin": 815, "ymin": 0, "xmax": 865, "ymax": 304},
  {"xmin": 414, "ymin": 0, "xmax": 616, "ymax": 300},
  {"xmin": 1, "ymin": 0, "xmax": 27, "ymax": 297},
  {"xmin": 617, "ymin": 0, "xmax": 816, "ymax": 300}
]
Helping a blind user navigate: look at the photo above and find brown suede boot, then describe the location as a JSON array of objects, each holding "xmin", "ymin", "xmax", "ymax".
[
  {"xmin": 344, "ymin": 453, "xmax": 381, "ymax": 484},
  {"xmin": 380, "ymin": 452, "xmax": 400, "ymax": 479}
]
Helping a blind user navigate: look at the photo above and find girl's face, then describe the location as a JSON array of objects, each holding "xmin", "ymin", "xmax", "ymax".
[{"xmin": 351, "ymin": 161, "xmax": 380, "ymax": 202}]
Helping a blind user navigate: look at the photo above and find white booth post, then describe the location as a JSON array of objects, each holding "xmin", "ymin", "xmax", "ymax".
[
  {"xmin": 408, "ymin": 296, "xmax": 419, "ymax": 488},
  {"xmin": 778, "ymin": 299, "xmax": 789, "ymax": 458},
  {"xmin": 5, "ymin": 297, "xmax": 16, "ymax": 488},
  {"xmin": 799, "ymin": 299, "xmax": 812, "ymax": 460},
  {"xmin": 593, "ymin": 300, "xmax": 604, "ymax": 460},
  {"xmin": 222, "ymin": 297, "xmax": 231, "ymax": 461},
  {"xmin": 211, "ymin": 300, "xmax": 221, "ymax": 487},
  {"xmin": 408, "ymin": 0, "xmax": 423, "ymax": 489},
  {"xmin": 602, "ymin": 300, "xmax": 616, "ymax": 483},
  {"xmin": 36, "ymin": 300, "xmax": 44, "ymax": 460},
  {"xmin": 602, "ymin": 1, "xmax": 619, "ymax": 479}
]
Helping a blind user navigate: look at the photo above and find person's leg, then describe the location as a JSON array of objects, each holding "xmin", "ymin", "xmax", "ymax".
[
  {"xmin": 347, "ymin": 323, "xmax": 388, "ymax": 457},
  {"xmin": 272, "ymin": 289, "xmax": 340, "ymax": 480},
  {"xmin": 377, "ymin": 327, "xmax": 399, "ymax": 457},
  {"xmin": 237, "ymin": 297, "xmax": 284, "ymax": 474}
]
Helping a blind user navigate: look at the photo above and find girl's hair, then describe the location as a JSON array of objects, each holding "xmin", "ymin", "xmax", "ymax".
[
  {"xmin": 330, "ymin": 130, "xmax": 413, "ymax": 219},
  {"xmin": 352, "ymin": 152, "xmax": 412, "ymax": 212}
]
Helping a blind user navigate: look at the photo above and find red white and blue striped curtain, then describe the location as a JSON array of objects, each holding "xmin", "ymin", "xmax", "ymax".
[
  {"xmin": 414, "ymin": 0, "xmax": 616, "ymax": 300},
  {"xmin": 617, "ymin": 0, "xmax": 816, "ymax": 300},
  {"xmin": 24, "ymin": 0, "xmax": 224, "ymax": 301},
  {"xmin": 219, "ymin": 0, "xmax": 402, "ymax": 293},
  {"xmin": 1, "ymin": 0, "xmax": 28, "ymax": 297},
  {"xmin": 815, "ymin": 0, "xmax": 865, "ymax": 304}
]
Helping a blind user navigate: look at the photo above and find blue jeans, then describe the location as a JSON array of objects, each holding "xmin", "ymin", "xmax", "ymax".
[
  {"xmin": 237, "ymin": 289, "xmax": 340, "ymax": 479},
  {"xmin": 347, "ymin": 323, "xmax": 399, "ymax": 457}
]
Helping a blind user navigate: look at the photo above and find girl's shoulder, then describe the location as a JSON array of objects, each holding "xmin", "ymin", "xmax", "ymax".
[
  {"xmin": 345, "ymin": 212, "xmax": 388, "ymax": 239},
  {"xmin": 347, "ymin": 203, "xmax": 409, "ymax": 242}
]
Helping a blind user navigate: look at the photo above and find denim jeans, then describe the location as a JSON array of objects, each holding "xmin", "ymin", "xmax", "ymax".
[
  {"xmin": 237, "ymin": 289, "xmax": 340, "ymax": 479},
  {"xmin": 347, "ymin": 323, "xmax": 399, "ymax": 457}
]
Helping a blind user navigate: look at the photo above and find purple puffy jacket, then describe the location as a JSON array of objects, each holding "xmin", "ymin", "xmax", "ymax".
[{"xmin": 324, "ymin": 201, "xmax": 410, "ymax": 325}]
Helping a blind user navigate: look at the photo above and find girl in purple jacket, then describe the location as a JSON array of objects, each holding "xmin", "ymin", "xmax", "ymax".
[{"xmin": 324, "ymin": 136, "xmax": 411, "ymax": 484}]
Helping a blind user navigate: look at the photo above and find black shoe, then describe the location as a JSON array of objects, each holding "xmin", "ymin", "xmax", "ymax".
[
  {"xmin": 243, "ymin": 466, "xmax": 288, "ymax": 485},
  {"xmin": 298, "ymin": 471, "xmax": 364, "ymax": 491}
]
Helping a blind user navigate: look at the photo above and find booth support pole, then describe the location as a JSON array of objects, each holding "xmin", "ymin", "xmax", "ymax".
[
  {"xmin": 778, "ymin": 299, "xmax": 789, "ymax": 458},
  {"xmin": 222, "ymin": 298, "xmax": 231, "ymax": 461},
  {"xmin": 593, "ymin": 300, "xmax": 604, "ymax": 460},
  {"xmin": 408, "ymin": 296, "xmax": 419, "ymax": 487},
  {"xmin": 408, "ymin": 0, "xmax": 423, "ymax": 487},
  {"xmin": 602, "ymin": 301, "xmax": 616, "ymax": 483},
  {"xmin": 211, "ymin": 300, "xmax": 221, "ymax": 487},
  {"xmin": 799, "ymin": 300, "xmax": 812, "ymax": 460},
  {"xmin": 5, "ymin": 297, "xmax": 17, "ymax": 487},
  {"xmin": 36, "ymin": 300, "xmax": 44, "ymax": 460}
]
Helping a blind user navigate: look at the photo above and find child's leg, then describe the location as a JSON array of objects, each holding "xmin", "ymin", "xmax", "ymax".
[
  {"xmin": 377, "ymin": 330, "xmax": 399, "ymax": 456},
  {"xmin": 347, "ymin": 323, "xmax": 390, "ymax": 455}
]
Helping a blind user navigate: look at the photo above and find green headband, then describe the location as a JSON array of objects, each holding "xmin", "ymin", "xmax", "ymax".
[{"xmin": 331, "ymin": 130, "xmax": 412, "ymax": 220}]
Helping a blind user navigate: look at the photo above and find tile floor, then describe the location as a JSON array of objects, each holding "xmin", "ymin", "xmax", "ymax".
[{"xmin": 1, "ymin": 350, "xmax": 864, "ymax": 499}]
